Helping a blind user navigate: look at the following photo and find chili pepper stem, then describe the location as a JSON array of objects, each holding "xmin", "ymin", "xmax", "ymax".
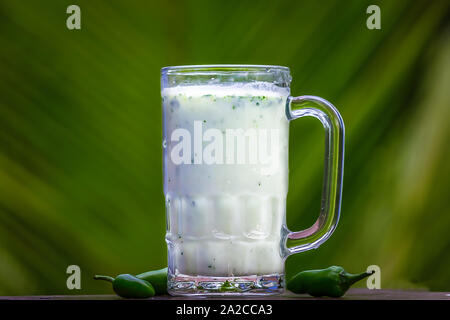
[
  {"xmin": 94, "ymin": 275, "xmax": 115, "ymax": 283},
  {"xmin": 346, "ymin": 271, "xmax": 374, "ymax": 286}
]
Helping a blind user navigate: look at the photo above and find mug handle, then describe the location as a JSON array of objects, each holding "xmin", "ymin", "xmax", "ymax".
[{"xmin": 282, "ymin": 95, "xmax": 345, "ymax": 257}]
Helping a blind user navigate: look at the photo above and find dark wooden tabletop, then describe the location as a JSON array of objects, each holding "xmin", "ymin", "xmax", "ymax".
[{"xmin": 1, "ymin": 288, "xmax": 449, "ymax": 300}]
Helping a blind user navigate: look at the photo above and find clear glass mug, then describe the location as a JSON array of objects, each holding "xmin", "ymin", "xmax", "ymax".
[{"xmin": 161, "ymin": 65, "xmax": 344, "ymax": 295}]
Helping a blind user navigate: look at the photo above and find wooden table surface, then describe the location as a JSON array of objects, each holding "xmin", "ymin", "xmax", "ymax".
[{"xmin": 1, "ymin": 289, "xmax": 449, "ymax": 300}]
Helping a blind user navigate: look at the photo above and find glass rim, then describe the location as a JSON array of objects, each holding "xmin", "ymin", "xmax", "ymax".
[{"xmin": 161, "ymin": 64, "xmax": 290, "ymax": 75}]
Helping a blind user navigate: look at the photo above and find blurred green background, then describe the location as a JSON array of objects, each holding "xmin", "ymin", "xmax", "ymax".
[{"xmin": 0, "ymin": 0, "xmax": 449, "ymax": 295}]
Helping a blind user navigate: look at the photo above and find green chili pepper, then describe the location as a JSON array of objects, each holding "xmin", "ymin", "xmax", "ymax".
[
  {"xmin": 136, "ymin": 267, "xmax": 168, "ymax": 295},
  {"xmin": 94, "ymin": 274, "xmax": 155, "ymax": 299},
  {"xmin": 287, "ymin": 266, "xmax": 374, "ymax": 298}
]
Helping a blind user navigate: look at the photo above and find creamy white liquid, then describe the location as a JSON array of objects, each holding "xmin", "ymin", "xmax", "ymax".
[{"xmin": 163, "ymin": 83, "xmax": 289, "ymax": 276}]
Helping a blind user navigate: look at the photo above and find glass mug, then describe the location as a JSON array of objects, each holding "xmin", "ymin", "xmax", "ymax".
[{"xmin": 161, "ymin": 65, "xmax": 344, "ymax": 295}]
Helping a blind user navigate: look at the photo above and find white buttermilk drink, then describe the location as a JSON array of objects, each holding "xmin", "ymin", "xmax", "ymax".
[{"xmin": 163, "ymin": 82, "xmax": 289, "ymax": 278}]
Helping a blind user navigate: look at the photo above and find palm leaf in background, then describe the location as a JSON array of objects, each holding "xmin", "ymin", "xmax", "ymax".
[{"xmin": 0, "ymin": 0, "xmax": 448, "ymax": 294}]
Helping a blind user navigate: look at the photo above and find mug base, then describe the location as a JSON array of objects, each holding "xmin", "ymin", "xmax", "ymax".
[{"xmin": 168, "ymin": 273, "xmax": 284, "ymax": 296}]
